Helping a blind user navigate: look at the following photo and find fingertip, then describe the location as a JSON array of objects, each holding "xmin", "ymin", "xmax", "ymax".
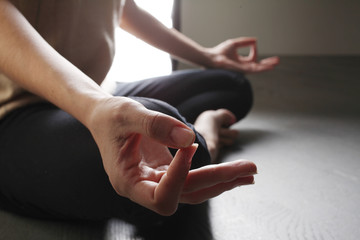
[
  {"xmin": 238, "ymin": 175, "xmax": 255, "ymax": 186},
  {"xmin": 247, "ymin": 161, "xmax": 258, "ymax": 174},
  {"xmin": 272, "ymin": 56, "xmax": 280, "ymax": 62},
  {"xmin": 260, "ymin": 56, "xmax": 280, "ymax": 66},
  {"xmin": 189, "ymin": 143, "xmax": 199, "ymax": 158},
  {"xmin": 177, "ymin": 143, "xmax": 198, "ymax": 166},
  {"xmin": 240, "ymin": 36, "xmax": 257, "ymax": 42},
  {"xmin": 170, "ymin": 126, "xmax": 196, "ymax": 148},
  {"xmin": 188, "ymin": 143, "xmax": 199, "ymax": 152},
  {"xmin": 236, "ymin": 159, "xmax": 258, "ymax": 174},
  {"xmin": 233, "ymin": 37, "xmax": 257, "ymax": 47}
]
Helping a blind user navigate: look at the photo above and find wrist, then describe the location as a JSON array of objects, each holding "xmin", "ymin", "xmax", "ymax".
[
  {"xmin": 82, "ymin": 94, "xmax": 116, "ymax": 130},
  {"xmin": 197, "ymin": 47, "xmax": 218, "ymax": 69}
]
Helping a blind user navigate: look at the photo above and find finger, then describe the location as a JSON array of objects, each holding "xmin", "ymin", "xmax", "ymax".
[
  {"xmin": 232, "ymin": 37, "xmax": 257, "ymax": 62},
  {"xmin": 180, "ymin": 176, "xmax": 254, "ymax": 204},
  {"xmin": 219, "ymin": 128, "xmax": 239, "ymax": 138},
  {"xmin": 232, "ymin": 37, "xmax": 257, "ymax": 48},
  {"xmin": 153, "ymin": 144, "xmax": 198, "ymax": 215},
  {"xmin": 216, "ymin": 109, "xmax": 237, "ymax": 127},
  {"xmin": 126, "ymin": 100, "xmax": 195, "ymax": 148},
  {"xmin": 219, "ymin": 57, "xmax": 272, "ymax": 73},
  {"xmin": 248, "ymin": 43, "xmax": 257, "ymax": 62},
  {"xmin": 236, "ymin": 60, "xmax": 277, "ymax": 73},
  {"xmin": 259, "ymin": 56, "xmax": 280, "ymax": 66},
  {"xmin": 219, "ymin": 57, "xmax": 250, "ymax": 72},
  {"xmin": 219, "ymin": 128, "xmax": 238, "ymax": 146},
  {"xmin": 145, "ymin": 112, "xmax": 195, "ymax": 148},
  {"xmin": 182, "ymin": 160, "xmax": 257, "ymax": 194},
  {"xmin": 238, "ymin": 43, "xmax": 257, "ymax": 63},
  {"xmin": 219, "ymin": 129, "xmax": 239, "ymax": 146}
]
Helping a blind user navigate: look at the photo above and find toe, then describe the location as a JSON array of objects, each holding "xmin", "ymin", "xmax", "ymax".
[{"xmin": 215, "ymin": 109, "xmax": 237, "ymax": 127}]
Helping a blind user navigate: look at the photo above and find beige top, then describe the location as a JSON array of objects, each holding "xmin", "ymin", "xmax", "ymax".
[{"xmin": 0, "ymin": 0, "xmax": 123, "ymax": 119}]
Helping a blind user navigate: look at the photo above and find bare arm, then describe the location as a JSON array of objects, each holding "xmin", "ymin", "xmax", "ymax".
[
  {"xmin": 120, "ymin": 0, "xmax": 213, "ymax": 68},
  {"xmin": 120, "ymin": 0, "xmax": 279, "ymax": 73},
  {"xmin": 0, "ymin": 0, "xmax": 111, "ymax": 126}
]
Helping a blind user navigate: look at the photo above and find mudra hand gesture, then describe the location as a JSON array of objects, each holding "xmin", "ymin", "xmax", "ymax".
[
  {"xmin": 89, "ymin": 97, "xmax": 257, "ymax": 215},
  {"xmin": 207, "ymin": 37, "xmax": 279, "ymax": 73}
]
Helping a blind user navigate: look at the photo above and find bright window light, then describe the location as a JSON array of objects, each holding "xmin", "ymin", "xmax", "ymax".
[{"xmin": 106, "ymin": 0, "xmax": 174, "ymax": 83}]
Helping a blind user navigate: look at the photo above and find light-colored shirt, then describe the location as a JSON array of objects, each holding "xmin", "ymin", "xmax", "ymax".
[{"xmin": 0, "ymin": 0, "xmax": 122, "ymax": 119}]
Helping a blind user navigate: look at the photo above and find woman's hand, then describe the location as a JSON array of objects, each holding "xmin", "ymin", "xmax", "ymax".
[
  {"xmin": 206, "ymin": 37, "xmax": 280, "ymax": 73},
  {"xmin": 88, "ymin": 97, "xmax": 257, "ymax": 216}
]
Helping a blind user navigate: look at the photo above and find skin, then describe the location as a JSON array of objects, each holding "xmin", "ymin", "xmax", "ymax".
[
  {"xmin": 194, "ymin": 109, "xmax": 240, "ymax": 162},
  {"xmin": 0, "ymin": 0, "xmax": 278, "ymax": 216}
]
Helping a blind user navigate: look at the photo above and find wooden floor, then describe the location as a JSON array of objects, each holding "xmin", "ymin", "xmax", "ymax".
[{"xmin": 1, "ymin": 56, "xmax": 360, "ymax": 240}]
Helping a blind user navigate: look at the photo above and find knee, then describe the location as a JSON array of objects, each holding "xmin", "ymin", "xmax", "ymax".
[
  {"xmin": 211, "ymin": 69, "xmax": 254, "ymax": 119},
  {"xmin": 235, "ymin": 73, "xmax": 253, "ymax": 119},
  {"xmin": 217, "ymin": 69, "xmax": 252, "ymax": 95}
]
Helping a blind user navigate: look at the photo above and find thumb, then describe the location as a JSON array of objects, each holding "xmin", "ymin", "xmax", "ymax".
[{"xmin": 131, "ymin": 105, "xmax": 195, "ymax": 149}]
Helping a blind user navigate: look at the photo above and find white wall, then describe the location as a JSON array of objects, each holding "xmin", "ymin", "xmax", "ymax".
[{"xmin": 181, "ymin": 0, "xmax": 360, "ymax": 55}]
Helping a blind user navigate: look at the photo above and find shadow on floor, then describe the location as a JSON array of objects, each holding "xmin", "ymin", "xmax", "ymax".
[
  {"xmin": 0, "ymin": 208, "xmax": 107, "ymax": 240},
  {"xmin": 217, "ymin": 128, "xmax": 275, "ymax": 161},
  {"xmin": 1, "ymin": 201, "xmax": 213, "ymax": 240},
  {"xmin": 131, "ymin": 202, "xmax": 212, "ymax": 240},
  {"xmin": 235, "ymin": 128, "xmax": 275, "ymax": 147}
]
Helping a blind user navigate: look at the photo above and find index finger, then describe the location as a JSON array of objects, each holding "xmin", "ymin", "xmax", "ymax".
[
  {"xmin": 232, "ymin": 37, "xmax": 257, "ymax": 48},
  {"xmin": 152, "ymin": 144, "xmax": 198, "ymax": 215},
  {"xmin": 239, "ymin": 43, "xmax": 257, "ymax": 63}
]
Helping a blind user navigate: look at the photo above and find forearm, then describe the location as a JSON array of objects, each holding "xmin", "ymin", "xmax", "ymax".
[
  {"xmin": 120, "ymin": 0, "xmax": 214, "ymax": 68},
  {"xmin": 0, "ymin": 0, "xmax": 111, "ymax": 126}
]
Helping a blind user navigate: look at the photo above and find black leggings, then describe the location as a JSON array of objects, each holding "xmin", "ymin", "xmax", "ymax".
[{"xmin": 0, "ymin": 69, "xmax": 252, "ymax": 223}]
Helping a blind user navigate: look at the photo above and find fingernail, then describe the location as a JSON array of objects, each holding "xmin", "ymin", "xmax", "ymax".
[
  {"xmin": 188, "ymin": 143, "xmax": 198, "ymax": 165},
  {"xmin": 170, "ymin": 127, "xmax": 195, "ymax": 147}
]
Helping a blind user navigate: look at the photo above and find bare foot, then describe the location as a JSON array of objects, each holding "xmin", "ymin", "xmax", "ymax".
[{"xmin": 194, "ymin": 109, "xmax": 239, "ymax": 162}]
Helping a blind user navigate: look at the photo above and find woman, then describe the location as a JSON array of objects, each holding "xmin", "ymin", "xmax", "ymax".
[{"xmin": 0, "ymin": 0, "xmax": 279, "ymax": 223}]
